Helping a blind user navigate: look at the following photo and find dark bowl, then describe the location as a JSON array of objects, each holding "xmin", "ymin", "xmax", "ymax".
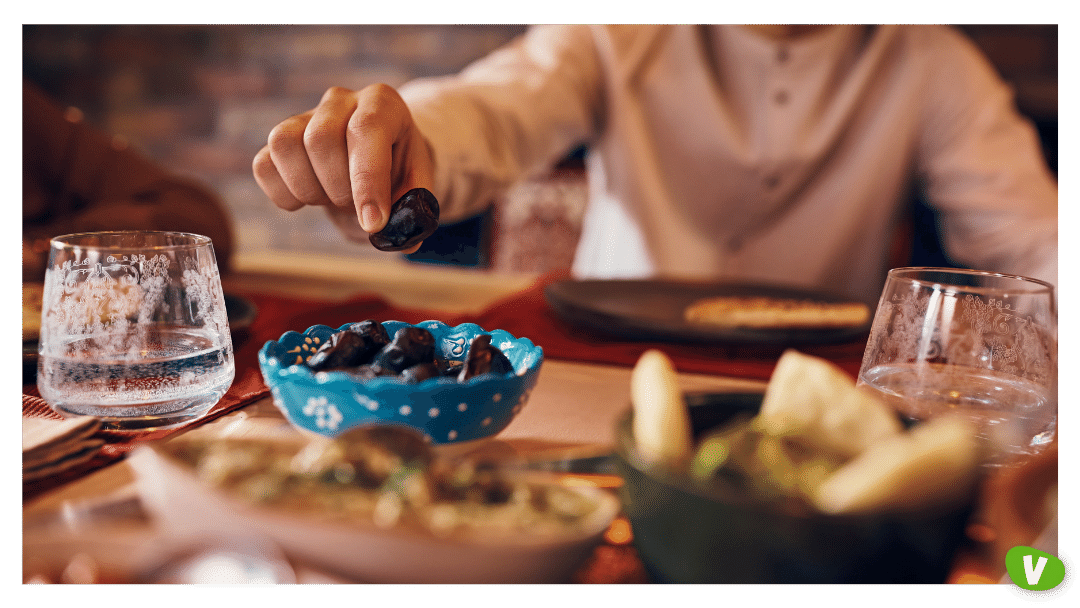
[{"xmin": 612, "ymin": 392, "xmax": 976, "ymax": 584}]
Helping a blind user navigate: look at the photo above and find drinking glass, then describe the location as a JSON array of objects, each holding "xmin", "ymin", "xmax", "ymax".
[
  {"xmin": 857, "ymin": 267, "xmax": 1056, "ymax": 466},
  {"xmin": 37, "ymin": 231, "xmax": 235, "ymax": 430}
]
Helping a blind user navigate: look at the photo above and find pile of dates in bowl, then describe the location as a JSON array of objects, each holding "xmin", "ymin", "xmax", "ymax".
[{"xmin": 258, "ymin": 320, "xmax": 544, "ymax": 444}]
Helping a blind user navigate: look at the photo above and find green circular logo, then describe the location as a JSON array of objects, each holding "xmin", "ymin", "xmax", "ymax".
[{"xmin": 1005, "ymin": 545, "xmax": 1065, "ymax": 591}]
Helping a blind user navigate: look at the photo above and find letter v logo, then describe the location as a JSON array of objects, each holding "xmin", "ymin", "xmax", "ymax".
[
  {"xmin": 1023, "ymin": 554, "xmax": 1047, "ymax": 585},
  {"xmin": 1006, "ymin": 546, "xmax": 1066, "ymax": 591}
]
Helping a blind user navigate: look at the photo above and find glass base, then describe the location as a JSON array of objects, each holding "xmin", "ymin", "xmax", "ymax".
[{"xmin": 50, "ymin": 394, "xmax": 223, "ymax": 432}]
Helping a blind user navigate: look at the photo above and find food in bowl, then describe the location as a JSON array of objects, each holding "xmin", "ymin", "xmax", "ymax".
[
  {"xmin": 687, "ymin": 408, "xmax": 980, "ymax": 516},
  {"xmin": 305, "ymin": 320, "xmax": 513, "ymax": 384},
  {"xmin": 165, "ymin": 425, "xmax": 605, "ymax": 539},
  {"xmin": 131, "ymin": 426, "xmax": 620, "ymax": 583},
  {"xmin": 615, "ymin": 392, "xmax": 978, "ymax": 583},
  {"xmin": 258, "ymin": 320, "xmax": 543, "ymax": 443},
  {"xmin": 615, "ymin": 349, "xmax": 981, "ymax": 583},
  {"xmin": 683, "ymin": 295, "xmax": 870, "ymax": 329},
  {"xmin": 630, "ymin": 349, "xmax": 980, "ymax": 516}
]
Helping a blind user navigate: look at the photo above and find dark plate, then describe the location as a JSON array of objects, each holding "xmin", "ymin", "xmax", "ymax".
[
  {"xmin": 544, "ymin": 279, "xmax": 871, "ymax": 345},
  {"xmin": 223, "ymin": 292, "xmax": 258, "ymax": 332},
  {"xmin": 23, "ymin": 292, "xmax": 258, "ymax": 384}
]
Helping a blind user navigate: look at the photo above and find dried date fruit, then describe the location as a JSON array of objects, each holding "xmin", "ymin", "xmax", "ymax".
[
  {"xmin": 307, "ymin": 331, "xmax": 372, "ymax": 371},
  {"xmin": 371, "ymin": 326, "xmax": 436, "ymax": 373},
  {"xmin": 458, "ymin": 334, "xmax": 515, "ymax": 381},
  {"xmin": 438, "ymin": 359, "xmax": 464, "ymax": 378},
  {"xmin": 346, "ymin": 320, "xmax": 391, "ymax": 351},
  {"xmin": 347, "ymin": 364, "xmax": 397, "ymax": 381},
  {"xmin": 308, "ymin": 320, "xmax": 391, "ymax": 372},
  {"xmin": 401, "ymin": 361, "xmax": 441, "ymax": 384},
  {"xmin": 368, "ymin": 188, "xmax": 440, "ymax": 252},
  {"xmin": 304, "ymin": 321, "xmax": 517, "ymax": 388}
]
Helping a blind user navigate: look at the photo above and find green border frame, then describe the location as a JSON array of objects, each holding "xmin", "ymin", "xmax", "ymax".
[{"xmin": 6, "ymin": 2, "xmax": 1071, "ymax": 604}]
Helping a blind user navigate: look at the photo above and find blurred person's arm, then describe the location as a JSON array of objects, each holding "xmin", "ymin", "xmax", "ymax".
[
  {"xmin": 23, "ymin": 81, "xmax": 235, "ymax": 282},
  {"xmin": 254, "ymin": 25, "xmax": 604, "ymax": 247},
  {"xmin": 398, "ymin": 24, "xmax": 604, "ymax": 223},
  {"xmin": 914, "ymin": 28, "xmax": 1057, "ymax": 287}
]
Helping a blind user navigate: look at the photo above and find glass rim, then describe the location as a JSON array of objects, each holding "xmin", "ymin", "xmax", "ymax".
[
  {"xmin": 49, "ymin": 230, "xmax": 213, "ymax": 252},
  {"xmin": 886, "ymin": 266, "xmax": 1055, "ymax": 294}
]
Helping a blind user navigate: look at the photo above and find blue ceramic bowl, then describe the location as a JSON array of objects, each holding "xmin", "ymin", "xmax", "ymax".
[{"xmin": 258, "ymin": 321, "xmax": 543, "ymax": 444}]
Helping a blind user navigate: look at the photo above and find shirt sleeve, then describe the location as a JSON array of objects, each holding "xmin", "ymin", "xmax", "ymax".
[
  {"xmin": 915, "ymin": 27, "xmax": 1058, "ymax": 287},
  {"xmin": 398, "ymin": 24, "xmax": 604, "ymax": 222}
]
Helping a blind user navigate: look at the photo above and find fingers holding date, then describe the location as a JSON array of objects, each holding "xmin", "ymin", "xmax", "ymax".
[{"xmin": 369, "ymin": 188, "xmax": 440, "ymax": 252}]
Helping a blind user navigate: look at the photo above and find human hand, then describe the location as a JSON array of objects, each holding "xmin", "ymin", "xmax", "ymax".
[{"xmin": 252, "ymin": 84, "xmax": 435, "ymax": 254}]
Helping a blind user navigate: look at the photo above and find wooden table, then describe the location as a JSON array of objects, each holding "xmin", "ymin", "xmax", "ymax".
[
  {"xmin": 23, "ymin": 258, "xmax": 765, "ymax": 583},
  {"xmin": 23, "ymin": 256, "xmax": 1056, "ymax": 585},
  {"xmin": 225, "ymin": 251, "xmax": 540, "ymax": 312}
]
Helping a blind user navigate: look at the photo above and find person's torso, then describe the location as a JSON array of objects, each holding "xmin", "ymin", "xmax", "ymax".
[{"xmin": 575, "ymin": 24, "xmax": 936, "ymax": 302}]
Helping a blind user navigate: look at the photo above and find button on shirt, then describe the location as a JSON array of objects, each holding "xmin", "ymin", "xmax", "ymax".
[{"xmin": 400, "ymin": 25, "xmax": 1057, "ymax": 302}]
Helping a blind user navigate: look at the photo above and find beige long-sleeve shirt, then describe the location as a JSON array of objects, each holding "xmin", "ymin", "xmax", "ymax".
[{"xmin": 400, "ymin": 25, "xmax": 1057, "ymax": 302}]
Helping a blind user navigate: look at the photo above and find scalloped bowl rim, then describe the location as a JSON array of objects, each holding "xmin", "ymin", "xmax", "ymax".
[{"xmin": 258, "ymin": 320, "xmax": 543, "ymax": 388}]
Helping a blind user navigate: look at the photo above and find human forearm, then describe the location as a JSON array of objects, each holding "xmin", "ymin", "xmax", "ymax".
[
  {"xmin": 917, "ymin": 28, "xmax": 1058, "ymax": 285},
  {"xmin": 399, "ymin": 25, "xmax": 602, "ymax": 223}
]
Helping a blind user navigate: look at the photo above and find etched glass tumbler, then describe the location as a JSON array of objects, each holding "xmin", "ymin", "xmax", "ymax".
[
  {"xmin": 857, "ymin": 268, "xmax": 1056, "ymax": 466},
  {"xmin": 38, "ymin": 231, "xmax": 234, "ymax": 430}
]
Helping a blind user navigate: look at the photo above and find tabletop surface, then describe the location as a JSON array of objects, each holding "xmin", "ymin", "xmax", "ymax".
[
  {"xmin": 23, "ymin": 257, "xmax": 1052, "ymax": 585},
  {"xmin": 225, "ymin": 251, "xmax": 540, "ymax": 312},
  {"xmin": 23, "ymin": 260, "xmax": 768, "ymax": 583}
]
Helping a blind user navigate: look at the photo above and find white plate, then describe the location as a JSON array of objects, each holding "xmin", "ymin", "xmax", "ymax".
[{"xmin": 127, "ymin": 440, "xmax": 620, "ymax": 584}]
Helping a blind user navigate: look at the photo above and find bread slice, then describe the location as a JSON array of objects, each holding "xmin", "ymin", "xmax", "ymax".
[{"xmin": 683, "ymin": 295, "xmax": 870, "ymax": 329}]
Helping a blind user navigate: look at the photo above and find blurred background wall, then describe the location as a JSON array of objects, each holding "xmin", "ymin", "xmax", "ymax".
[{"xmin": 23, "ymin": 25, "xmax": 1057, "ymax": 273}]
